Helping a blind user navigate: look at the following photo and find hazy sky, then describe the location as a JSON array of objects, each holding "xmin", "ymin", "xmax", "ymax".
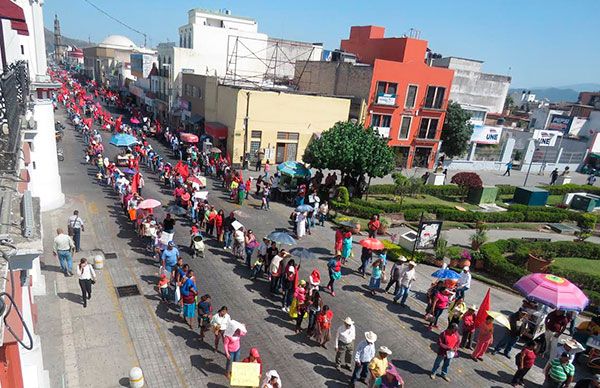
[{"xmin": 44, "ymin": 0, "xmax": 600, "ymax": 88}]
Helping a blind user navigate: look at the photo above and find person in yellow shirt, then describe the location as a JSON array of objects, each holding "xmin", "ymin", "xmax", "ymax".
[
  {"xmin": 447, "ymin": 297, "xmax": 468, "ymax": 326},
  {"xmin": 368, "ymin": 346, "xmax": 392, "ymax": 388}
]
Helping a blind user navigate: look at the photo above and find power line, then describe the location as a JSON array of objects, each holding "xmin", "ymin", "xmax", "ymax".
[{"xmin": 82, "ymin": 0, "xmax": 148, "ymax": 47}]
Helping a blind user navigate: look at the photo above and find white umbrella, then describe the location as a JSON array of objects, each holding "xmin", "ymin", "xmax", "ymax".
[
  {"xmin": 193, "ymin": 191, "xmax": 209, "ymax": 200},
  {"xmin": 224, "ymin": 320, "xmax": 247, "ymax": 337}
]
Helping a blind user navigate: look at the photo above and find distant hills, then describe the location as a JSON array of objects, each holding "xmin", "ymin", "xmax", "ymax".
[
  {"xmin": 510, "ymin": 83, "xmax": 600, "ymax": 103},
  {"xmin": 44, "ymin": 27, "xmax": 93, "ymax": 54}
]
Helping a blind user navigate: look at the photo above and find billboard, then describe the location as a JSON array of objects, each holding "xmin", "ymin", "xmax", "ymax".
[
  {"xmin": 533, "ymin": 129, "xmax": 562, "ymax": 147},
  {"xmin": 547, "ymin": 114, "xmax": 573, "ymax": 133},
  {"xmin": 415, "ymin": 221, "xmax": 443, "ymax": 250},
  {"xmin": 470, "ymin": 125, "xmax": 503, "ymax": 144}
]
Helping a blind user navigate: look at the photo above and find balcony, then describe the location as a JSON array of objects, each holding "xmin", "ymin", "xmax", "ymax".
[
  {"xmin": 0, "ymin": 61, "xmax": 29, "ymax": 172},
  {"xmin": 373, "ymin": 93, "xmax": 398, "ymax": 108}
]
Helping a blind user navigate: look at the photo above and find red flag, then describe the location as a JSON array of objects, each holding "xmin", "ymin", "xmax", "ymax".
[
  {"xmin": 474, "ymin": 288, "xmax": 491, "ymax": 328},
  {"xmin": 131, "ymin": 173, "xmax": 140, "ymax": 194},
  {"xmin": 115, "ymin": 115, "xmax": 122, "ymax": 132}
]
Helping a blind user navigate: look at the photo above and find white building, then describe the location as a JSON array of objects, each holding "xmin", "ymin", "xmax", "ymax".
[
  {"xmin": 432, "ymin": 57, "xmax": 511, "ymax": 115},
  {"xmin": 529, "ymin": 107, "xmax": 568, "ymax": 130}
]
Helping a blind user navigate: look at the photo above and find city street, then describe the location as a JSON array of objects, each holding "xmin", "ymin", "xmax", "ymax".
[{"xmin": 34, "ymin": 105, "xmax": 565, "ymax": 388}]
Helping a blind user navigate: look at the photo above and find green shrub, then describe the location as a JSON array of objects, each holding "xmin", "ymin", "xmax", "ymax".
[
  {"xmin": 421, "ymin": 185, "xmax": 465, "ymax": 197},
  {"xmin": 367, "ymin": 184, "xmax": 396, "ymax": 195},
  {"xmin": 479, "ymin": 241, "xmax": 528, "ymax": 284},
  {"xmin": 496, "ymin": 185, "xmax": 517, "ymax": 195},
  {"xmin": 522, "ymin": 211, "xmax": 566, "ymax": 223},
  {"xmin": 577, "ymin": 213, "xmax": 597, "ymax": 229},
  {"xmin": 382, "ymin": 240, "xmax": 425, "ymax": 263},
  {"xmin": 331, "ymin": 200, "xmax": 379, "ymax": 219},
  {"xmin": 337, "ymin": 186, "xmax": 350, "ymax": 204},
  {"xmin": 403, "ymin": 209, "xmax": 423, "ymax": 221},
  {"xmin": 542, "ymin": 184, "xmax": 600, "ymax": 196}
]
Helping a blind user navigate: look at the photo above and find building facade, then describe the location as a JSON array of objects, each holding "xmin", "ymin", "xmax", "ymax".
[
  {"xmin": 431, "ymin": 57, "xmax": 511, "ymax": 115},
  {"xmin": 181, "ymin": 74, "xmax": 350, "ymax": 166},
  {"xmin": 296, "ymin": 26, "xmax": 454, "ymax": 168}
]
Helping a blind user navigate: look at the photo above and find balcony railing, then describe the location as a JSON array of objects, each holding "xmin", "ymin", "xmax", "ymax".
[{"xmin": 0, "ymin": 61, "xmax": 29, "ymax": 172}]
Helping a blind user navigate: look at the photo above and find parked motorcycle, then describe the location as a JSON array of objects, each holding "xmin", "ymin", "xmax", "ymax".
[{"xmin": 57, "ymin": 148, "xmax": 64, "ymax": 161}]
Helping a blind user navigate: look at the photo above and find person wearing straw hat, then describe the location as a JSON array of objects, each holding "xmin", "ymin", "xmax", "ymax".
[
  {"xmin": 460, "ymin": 305, "xmax": 478, "ymax": 349},
  {"xmin": 393, "ymin": 261, "xmax": 417, "ymax": 307},
  {"xmin": 385, "ymin": 256, "xmax": 407, "ymax": 296},
  {"xmin": 350, "ymin": 331, "xmax": 378, "ymax": 387},
  {"xmin": 334, "ymin": 317, "xmax": 356, "ymax": 370},
  {"xmin": 367, "ymin": 346, "xmax": 392, "ymax": 388}
]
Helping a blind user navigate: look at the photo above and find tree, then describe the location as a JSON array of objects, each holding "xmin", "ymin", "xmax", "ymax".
[
  {"xmin": 504, "ymin": 95, "xmax": 515, "ymax": 111},
  {"xmin": 303, "ymin": 121, "xmax": 395, "ymax": 195},
  {"xmin": 451, "ymin": 172, "xmax": 483, "ymax": 200},
  {"xmin": 392, "ymin": 172, "xmax": 422, "ymax": 206},
  {"xmin": 440, "ymin": 101, "xmax": 474, "ymax": 158}
]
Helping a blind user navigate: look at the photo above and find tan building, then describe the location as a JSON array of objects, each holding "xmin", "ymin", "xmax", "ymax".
[{"xmin": 180, "ymin": 74, "xmax": 350, "ymax": 165}]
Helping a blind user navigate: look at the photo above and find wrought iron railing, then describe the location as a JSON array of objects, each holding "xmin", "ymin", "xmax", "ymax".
[{"xmin": 0, "ymin": 61, "xmax": 30, "ymax": 172}]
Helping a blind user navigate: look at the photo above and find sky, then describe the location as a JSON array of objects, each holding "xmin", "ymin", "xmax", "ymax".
[{"xmin": 43, "ymin": 0, "xmax": 600, "ymax": 88}]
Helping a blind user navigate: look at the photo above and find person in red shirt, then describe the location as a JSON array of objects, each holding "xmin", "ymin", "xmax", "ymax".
[
  {"xmin": 242, "ymin": 347, "xmax": 263, "ymax": 376},
  {"xmin": 511, "ymin": 341, "xmax": 537, "ymax": 386},
  {"xmin": 245, "ymin": 178, "xmax": 252, "ymax": 200},
  {"xmin": 429, "ymin": 288, "xmax": 451, "ymax": 329},
  {"xmin": 544, "ymin": 310, "xmax": 570, "ymax": 357},
  {"xmin": 460, "ymin": 305, "xmax": 477, "ymax": 349},
  {"xmin": 315, "ymin": 305, "xmax": 334, "ymax": 348},
  {"xmin": 431, "ymin": 323, "xmax": 460, "ymax": 382},
  {"xmin": 367, "ymin": 215, "xmax": 381, "ymax": 238},
  {"xmin": 173, "ymin": 186, "xmax": 184, "ymax": 206},
  {"xmin": 334, "ymin": 229, "xmax": 344, "ymax": 255}
]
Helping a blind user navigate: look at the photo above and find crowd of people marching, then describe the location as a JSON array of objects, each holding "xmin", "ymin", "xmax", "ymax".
[{"xmin": 50, "ymin": 68, "xmax": 600, "ymax": 388}]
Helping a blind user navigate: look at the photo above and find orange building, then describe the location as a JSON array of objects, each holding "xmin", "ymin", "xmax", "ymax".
[{"xmin": 342, "ymin": 26, "xmax": 455, "ymax": 168}]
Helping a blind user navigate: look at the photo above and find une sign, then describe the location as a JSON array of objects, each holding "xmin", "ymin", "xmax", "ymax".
[
  {"xmin": 533, "ymin": 129, "xmax": 562, "ymax": 147},
  {"xmin": 470, "ymin": 125, "xmax": 503, "ymax": 144}
]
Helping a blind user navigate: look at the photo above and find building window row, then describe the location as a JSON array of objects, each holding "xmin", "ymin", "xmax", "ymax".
[
  {"xmin": 418, "ymin": 117, "xmax": 439, "ymax": 139},
  {"xmin": 277, "ymin": 132, "xmax": 299, "ymax": 141},
  {"xmin": 424, "ymin": 86, "xmax": 446, "ymax": 109},
  {"xmin": 371, "ymin": 114, "xmax": 440, "ymax": 141}
]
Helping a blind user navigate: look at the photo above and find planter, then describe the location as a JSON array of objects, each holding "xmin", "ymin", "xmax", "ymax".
[
  {"xmin": 459, "ymin": 259, "xmax": 471, "ymax": 268},
  {"xmin": 433, "ymin": 258, "xmax": 445, "ymax": 267},
  {"xmin": 449, "ymin": 257, "xmax": 460, "ymax": 268},
  {"xmin": 474, "ymin": 258, "xmax": 484, "ymax": 270},
  {"xmin": 526, "ymin": 254, "xmax": 554, "ymax": 273}
]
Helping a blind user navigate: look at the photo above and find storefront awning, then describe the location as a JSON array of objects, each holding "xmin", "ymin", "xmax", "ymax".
[{"xmin": 205, "ymin": 122, "xmax": 228, "ymax": 140}]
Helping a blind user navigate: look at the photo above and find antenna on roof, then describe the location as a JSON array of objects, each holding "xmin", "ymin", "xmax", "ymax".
[{"xmin": 408, "ymin": 28, "xmax": 421, "ymax": 39}]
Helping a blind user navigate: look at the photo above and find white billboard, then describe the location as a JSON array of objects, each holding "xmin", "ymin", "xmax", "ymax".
[
  {"xmin": 533, "ymin": 129, "xmax": 562, "ymax": 147},
  {"xmin": 470, "ymin": 125, "xmax": 503, "ymax": 144}
]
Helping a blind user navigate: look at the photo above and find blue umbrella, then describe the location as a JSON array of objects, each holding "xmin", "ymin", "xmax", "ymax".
[
  {"xmin": 122, "ymin": 168, "xmax": 136, "ymax": 175},
  {"xmin": 290, "ymin": 247, "xmax": 318, "ymax": 261},
  {"xmin": 277, "ymin": 161, "xmax": 311, "ymax": 178},
  {"xmin": 431, "ymin": 268, "xmax": 461, "ymax": 280},
  {"xmin": 110, "ymin": 133, "xmax": 138, "ymax": 147},
  {"xmin": 296, "ymin": 204, "xmax": 313, "ymax": 212},
  {"xmin": 266, "ymin": 231, "xmax": 296, "ymax": 246}
]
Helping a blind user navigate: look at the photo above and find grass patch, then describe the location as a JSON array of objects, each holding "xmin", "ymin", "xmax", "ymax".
[
  {"xmin": 369, "ymin": 194, "xmax": 481, "ymax": 211},
  {"xmin": 553, "ymin": 257, "xmax": 600, "ymax": 276},
  {"xmin": 547, "ymin": 195, "xmax": 564, "ymax": 206}
]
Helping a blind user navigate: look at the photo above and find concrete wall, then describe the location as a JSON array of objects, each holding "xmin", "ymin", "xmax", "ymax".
[
  {"xmin": 294, "ymin": 61, "xmax": 373, "ymax": 101},
  {"xmin": 432, "ymin": 57, "xmax": 510, "ymax": 114},
  {"xmin": 28, "ymin": 100, "xmax": 65, "ymax": 210}
]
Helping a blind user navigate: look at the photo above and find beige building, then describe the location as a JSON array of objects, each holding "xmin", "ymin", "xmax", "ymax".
[{"xmin": 180, "ymin": 74, "xmax": 350, "ymax": 165}]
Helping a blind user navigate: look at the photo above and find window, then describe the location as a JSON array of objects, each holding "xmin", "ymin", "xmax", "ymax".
[
  {"xmin": 20, "ymin": 45, "xmax": 24, "ymax": 55},
  {"xmin": 376, "ymin": 81, "xmax": 397, "ymax": 95},
  {"xmin": 371, "ymin": 114, "xmax": 392, "ymax": 128},
  {"xmin": 418, "ymin": 118, "xmax": 439, "ymax": 139},
  {"xmin": 251, "ymin": 130, "xmax": 262, "ymax": 139},
  {"xmin": 399, "ymin": 116, "xmax": 412, "ymax": 139},
  {"xmin": 466, "ymin": 109, "xmax": 486, "ymax": 122},
  {"xmin": 195, "ymin": 86, "xmax": 201, "ymax": 98},
  {"xmin": 424, "ymin": 86, "xmax": 446, "ymax": 109},
  {"xmin": 405, "ymin": 85, "xmax": 418, "ymax": 108},
  {"xmin": 277, "ymin": 132, "xmax": 299, "ymax": 140}
]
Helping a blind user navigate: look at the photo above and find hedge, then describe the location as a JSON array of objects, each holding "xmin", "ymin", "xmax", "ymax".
[
  {"xmin": 382, "ymin": 240, "xmax": 425, "ymax": 263},
  {"xmin": 368, "ymin": 184, "xmax": 468, "ymax": 198},
  {"xmin": 480, "ymin": 239, "xmax": 600, "ymax": 306},
  {"xmin": 542, "ymin": 184, "xmax": 600, "ymax": 196}
]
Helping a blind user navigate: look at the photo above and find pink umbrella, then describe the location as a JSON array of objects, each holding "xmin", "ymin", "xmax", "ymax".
[
  {"xmin": 130, "ymin": 117, "xmax": 140, "ymax": 125},
  {"xmin": 514, "ymin": 273, "xmax": 589, "ymax": 311},
  {"xmin": 138, "ymin": 199, "xmax": 161, "ymax": 209},
  {"xmin": 359, "ymin": 238, "xmax": 385, "ymax": 251},
  {"xmin": 180, "ymin": 132, "xmax": 199, "ymax": 143}
]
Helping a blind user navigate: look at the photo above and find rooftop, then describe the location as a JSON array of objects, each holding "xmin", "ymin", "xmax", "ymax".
[{"xmin": 188, "ymin": 8, "xmax": 255, "ymax": 22}]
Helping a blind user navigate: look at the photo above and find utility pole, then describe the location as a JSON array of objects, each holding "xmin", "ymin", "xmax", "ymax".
[{"xmin": 243, "ymin": 91, "xmax": 250, "ymax": 169}]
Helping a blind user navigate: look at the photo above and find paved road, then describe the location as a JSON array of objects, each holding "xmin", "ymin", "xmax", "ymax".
[{"xmin": 38, "ymin": 103, "xmax": 588, "ymax": 387}]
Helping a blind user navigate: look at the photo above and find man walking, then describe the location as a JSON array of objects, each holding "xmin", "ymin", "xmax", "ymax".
[
  {"xmin": 334, "ymin": 317, "xmax": 356, "ymax": 371},
  {"xmin": 350, "ymin": 331, "xmax": 377, "ymax": 387},
  {"xmin": 455, "ymin": 266, "xmax": 471, "ymax": 300},
  {"xmin": 393, "ymin": 261, "xmax": 417, "ymax": 307},
  {"xmin": 68, "ymin": 210, "xmax": 85, "ymax": 252},
  {"xmin": 550, "ymin": 168, "xmax": 559, "ymax": 185},
  {"xmin": 503, "ymin": 160, "xmax": 513, "ymax": 176},
  {"xmin": 385, "ymin": 257, "xmax": 406, "ymax": 295},
  {"xmin": 53, "ymin": 228, "xmax": 75, "ymax": 276},
  {"xmin": 492, "ymin": 309, "xmax": 528, "ymax": 358},
  {"xmin": 430, "ymin": 323, "xmax": 460, "ymax": 382}
]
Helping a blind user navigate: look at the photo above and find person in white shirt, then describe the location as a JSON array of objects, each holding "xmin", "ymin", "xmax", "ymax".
[
  {"xmin": 456, "ymin": 266, "xmax": 472, "ymax": 300},
  {"xmin": 393, "ymin": 261, "xmax": 417, "ymax": 306},
  {"xmin": 210, "ymin": 306, "xmax": 231, "ymax": 352},
  {"xmin": 335, "ymin": 317, "xmax": 356, "ymax": 370},
  {"xmin": 68, "ymin": 210, "xmax": 85, "ymax": 252},
  {"xmin": 76, "ymin": 258, "xmax": 96, "ymax": 308},
  {"xmin": 53, "ymin": 228, "xmax": 75, "ymax": 276},
  {"xmin": 350, "ymin": 331, "xmax": 378, "ymax": 386}
]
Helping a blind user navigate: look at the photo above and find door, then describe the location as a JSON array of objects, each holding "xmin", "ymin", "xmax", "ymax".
[
  {"xmin": 276, "ymin": 143, "xmax": 286, "ymax": 163},
  {"xmin": 413, "ymin": 147, "xmax": 432, "ymax": 168},
  {"xmin": 275, "ymin": 143, "xmax": 298, "ymax": 163}
]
